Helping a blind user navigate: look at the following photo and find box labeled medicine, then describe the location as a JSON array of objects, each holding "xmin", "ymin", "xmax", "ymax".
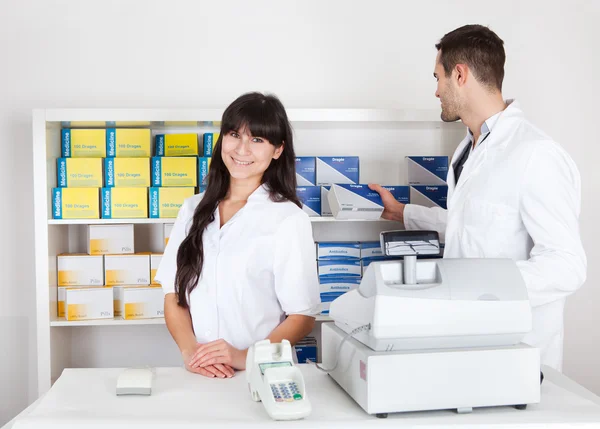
[
  {"xmin": 410, "ymin": 185, "xmax": 448, "ymax": 209},
  {"xmin": 297, "ymin": 186, "xmax": 321, "ymax": 217},
  {"xmin": 316, "ymin": 156, "xmax": 359, "ymax": 186},
  {"xmin": 319, "ymin": 277, "xmax": 361, "ymax": 294},
  {"xmin": 61, "ymin": 129, "xmax": 106, "ymax": 158},
  {"xmin": 203, "ymin": 133, "xmax": 220, "ymax": 156},
  {"xmin": 155, "ymin": 133, "xmax": 199, "ymax": 157},
  {"xmin": 106, "ymin": 129, "xmax": 152, "ymax": 157},
  {"xmin": 104, "ymin": 254, "xmax": 150, "ymax": 285},
  {"xmin": 104, "ymin": 157, "xmax": 150, "ymax": 187},
  {"xmin": 87, "ymin": 224, "xmax": 134, "ymax": 255},
  {"xmin": 116, "ymin": 285, "xmax": 164, "ymax": 320},
  {"xmin": 318, "ymin": 260, "xmax": 362, "ymax": 279},
  {"xmin": 64, "ymin": 286, "xmax": 113, "ymax": 321},
  {"xmin": 57, "ymin": 254, "xmax": 104, "ymax": 286},
  {"xmin": 382, "ymin": 186, "xmax": 410, "ymax": 204},
  {"xmin": 295, "ymin": 157, "xmax": 316, "ymax": 186},
  {"xmin": 327, "ymin": 184, "xmax": 383, "ymax": 220},
  {"xmin": 52, "ymin": 188, "xmax": 100, "ymax": 219},
  {"xmin": 198, "ymin": 157, "xmax": 212, "ymax": 188},
  {"xmin": 101, "ymin": 187, "xmax": 148, "ymax": 219},
  {"xmin": 56, "ymin": 158, "xmax": 103, "ymax": 188},
  {"xmin": 151, "ymin": 157, "xmax": 197, "ymax": 187},
  {"xmin": 317, "ymin": 242, "xmax": 360, "ymax": 260},
  {"xmin": 150, "ymin": 254, "xmax": 162, "ymax": 284},
  {"xmin": 406, "ymin": 156, "xmax": 448, "ymax": 185},
  {"xmin": 164, "ymin": 223, "xmax": 174, "ymax": 248},
  {"xmin": 149, "ymin": 187, "xmax": 194, "ymax": 218},
  {"xmin": 320, "ymin": 186, "xmax": 332, "ymax": 216}
]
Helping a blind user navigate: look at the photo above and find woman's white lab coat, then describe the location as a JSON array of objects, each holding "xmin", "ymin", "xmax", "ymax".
[{"xmin": 403, "ymin": 100, "xmax": 587, "ymax": 371}]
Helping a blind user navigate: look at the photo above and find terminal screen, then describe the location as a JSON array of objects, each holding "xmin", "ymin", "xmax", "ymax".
[{"xmin": 259, "ymin": 361, "xmax": 292, "ymax": 375}]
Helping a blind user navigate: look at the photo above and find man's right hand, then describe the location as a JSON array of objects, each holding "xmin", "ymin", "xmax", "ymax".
[
  {"xmin": 182, "ymin": 346, "xmax": 235, "ymax": 378},
  {"xmin": 368, "ymin": 184, "xmax": 406, "ymax": 223}
]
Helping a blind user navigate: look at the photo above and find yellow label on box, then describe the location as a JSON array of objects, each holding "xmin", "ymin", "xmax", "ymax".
[
  {"xmin": 58, "ymin": 158, "xmax": 103, "ymax": 188},
  {"xmin": 52, "ymin": 188, "xmax": 100, "ymax": 219},
  {"xmin": 67, "ymin": 129, "xmax": 106, "ymax": 157},
  {"xmin": 105, "ymin": 157, "xmax": 150, "ymax": 187},
  {"xmin": 156, "ymin": 134, "xmax": 199, "ymax": 156},
  {"xmin": 152, "ymin": 157, "xmax": 197, "ymax": 187},
  {"xmin": 102, "ymin": 187, "xmax": 148, "ymax": 219},
  {"xmin": 57, "ymin": 254, "xmax": 104, "ymax": 286},
  {"xmin": 122, "ymin": 286, "xmax": 164, "ymax": 319},
  {"xmin": 111, "ymin": 129, "xmax": 151, "ymax": 157},
  {"xmin": 64, "ymin": 286, "xmax": 113, "ymax": 320},
  {"xmin": 105, "ymin": 254, "xmax": 150, "ymax": 285},
  {"xmin": 149, "ymin": 187, "xmax": 195, "ymax": 218},
  {"xmin": 87, "ymin": 224, "xmax": 134, "ymax": 255}
]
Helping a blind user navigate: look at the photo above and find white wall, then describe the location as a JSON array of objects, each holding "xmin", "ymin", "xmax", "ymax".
[{"xmin": 0, "ymin": 0, "xmax": 598, "ymax": 424}]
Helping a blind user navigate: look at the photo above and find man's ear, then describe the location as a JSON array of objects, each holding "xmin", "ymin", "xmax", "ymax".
[
  {"xmin": 454, "ymin": 64, "xmax": 469, "ymax": 87},
  {"xmin": 273, "ymin": 143, "xmax": 284, "ymax": 160}
]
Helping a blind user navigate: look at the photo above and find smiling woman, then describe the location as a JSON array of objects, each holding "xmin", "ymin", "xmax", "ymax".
[{"xmin": 154, "ymin": 92, "xmax": 320, "ymax": 379}]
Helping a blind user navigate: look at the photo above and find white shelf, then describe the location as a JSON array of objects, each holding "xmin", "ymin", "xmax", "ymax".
[
  {"xmin": 50, "ymin": 315, "xmax": 332, "ymax": 327},
  {"xmin": 44, "ymin": 108, "xmax": 448, "ymax": 124},
  {"xmin": 48, "ymin": 217, "xmax": 397, "ymax": 225}
]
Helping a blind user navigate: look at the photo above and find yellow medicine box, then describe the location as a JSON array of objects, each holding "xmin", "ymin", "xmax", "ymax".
[
  {"xmin": 149, "ymin": 187, "xmax": 195, "ymax": 218},
  {"xmin": 57, "ymin": 254, "xmax": 104, "ymax": 286},
  {"xmin": 106, "ymin": 129, "xmax": 152, "ymax": 157},
  {"xmin": 155, "ymin": 133, "xmax": 199, "ymax": 156},
  {"xmin": 101, "ymin": 187, "xmax": 148, "ymax": 219},
  {"xmin": 104, "ymin": 157, "xmax": 150, "ymax": 187},
  {"xmin": 61, "ymin": 129, "xmax": 107, "ymax": 158},
  {"xmin": 87, "ymin": 224, "xmax": 134, "ymax": 255},
  {"xmin": 105, "ymin": 254, "xmax": 150, "ymax": 285},
  {"xmin": 151, "ymin": 157, "xmax": 197, "ymax": 187},
  {"xmin": 114, "ymin": 285, "xmax": 164, "ymax": 319},
  {"xmin": 52, "ymin": 188, "xmax": 100, "ymax": 219},
  {"xmin": 64, "ymin": 286, "xmax": 114, "ymax": 321},
  {"xmin": 57, "ymin": 158, "xmax": 103, "ymax": 188}
]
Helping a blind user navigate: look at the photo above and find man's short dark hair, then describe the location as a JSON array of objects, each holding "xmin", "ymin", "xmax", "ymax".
[{"xmin": 436, "ymin": 25, "xmax": 505, "ymax": 91}]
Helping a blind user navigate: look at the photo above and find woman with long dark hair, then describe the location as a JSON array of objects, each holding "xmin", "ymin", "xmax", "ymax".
[{"xmin": 155, "ymin": 92, "xmax": 320, "ymax": 378}]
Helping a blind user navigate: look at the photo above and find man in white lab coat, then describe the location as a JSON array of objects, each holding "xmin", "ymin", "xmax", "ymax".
[{"xmin": 370, "ymin": 25, "xmax": 586, "ymax": 371}]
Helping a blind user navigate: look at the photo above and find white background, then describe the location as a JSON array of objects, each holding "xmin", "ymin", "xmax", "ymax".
[{"xmin": 0, "ymin": 0, "xmax": 598, "ymax": 424}]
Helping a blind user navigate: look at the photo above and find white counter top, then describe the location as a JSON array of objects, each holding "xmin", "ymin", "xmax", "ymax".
[{"xmin": 8, "ymin": 365, "xmax": 600, "ymax": 428}]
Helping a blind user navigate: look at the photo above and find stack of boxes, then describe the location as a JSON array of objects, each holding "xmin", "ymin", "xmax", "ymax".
[
  {"xmin": 57, "ymin": 224, "xmax": 165, "ymax": 321},
  {"xmin": 406, "ymin": 156, "xmax": 449, "ymax": 210},
  {"xmin": 53, "ymin": 129, "xmax": 220, "ymax": 219}
]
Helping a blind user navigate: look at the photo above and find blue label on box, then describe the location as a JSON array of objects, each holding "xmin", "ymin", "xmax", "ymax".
[
  {"xmin": 295, "ymin": 346, "xmax": 317, "ymax": 363},
  {"xmin": 106, "ymin": 128, "xmax": 117, "ymax": 157},
  {"xmin": 52, "ymin": 188, "xmax": 62, "ymax": 219},
  {"xmin": 412, "ymin": 185, "xmax": 448, "ymax": 209},
  {"xmin": 57, "ymin": 158, "xmax": 67, "ymax": 187},
  {"xmin": 198, "ymin": 157, "xmax": 210, "ymax": 187},
  {"xmin": 408, "ymin": 156, "xmax": 448, "ymax": 182},
  {"xmin": 295, "ymin": 157, "xmax": 316, "ymax": 186},
  {"xmin": 318, "ymin": 260, "xmax": 362, "ymax": 278},
  {"xmin": 105, "ymin": 158, "xmax": 115, "ymax": 187},
  {"xmin": 317, "ymin": 242, "xmax": 360, "ymax": 260},
  {"xmin": 316, "ymin": 156, "xmax": 360, "ymax": 185},
  {"xmin": 61, "ymin": 130, "xmax": 71, "ymax": 157},
  {"xmin": 297, "ymin": 186, "xmax": 321, "ymax": 217},
  {"xmin": 155, "ymin": 134, "xmax": 166, "ymax": 157},
  {"xmin": 203, "ymin": 133, "xmax": 217, "ymax": 157},
  {"xmin": 152, "ymin": 157, "xmax": 162, "ymax": 186},
  {"xmin": 336, "ymin": 184, "xmax": 383, "ymax": 206},
  {"xmin": 101, "ymin": 188, "xmax": 112, "ymax": 219},
  {"xmin": 382, "ymin": 186, "xmax": 410, "ymax": 204},
  {"xmin": 149, "ymin": 187, "xmax": 160, "ymax": 218},
  {"xmin": 320, "ymin": 291, "xmax": 346, "ymax": 302}
]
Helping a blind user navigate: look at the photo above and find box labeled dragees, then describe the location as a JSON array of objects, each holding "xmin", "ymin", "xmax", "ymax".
[
  {"xmin": 149, "ymin": 187, "xmax": 195, "ymax": 218},
  {"xmin": 327, "ymin": 184, "xmax": 384, "ymax": 220},
  {"xmin": 297, "ymin": 186, "xmax": 321, "ymax": 217},
  {"xmin": 295, "ymin": 157, "xmax": 316, "ymax": 186},
  {"xmin": 316, "ymin": 156, "xmax": 359, "ymax": 185},
  {"xmin": 104, "ymin": 254, "xmax": 150, "ymax": 285},
  {"xmin": 57, "ymin": 254, "xmax": 104, "ymax": 286},
  {"xmin": 87, "ymin": 224, "xmax": 134, "ymax": 255},
  {"xmin": 101, "ymin": 187, "xmax": 148, "ymax": 219},
  {"xmin": 64, "ymin": 286, "xmax": 114, "ymax": 321},
  {"xmin": 155, "ymin": 133, "xmax": 199, "ymax": 157},
  {"xmin": 406, "ymin": 156, "xmax": 448, "ymax": 185},
  {"xmin": 52, "ymin": 188, "xmax": 100, "ymax": 219},
  {"xmin": 106, "ymin": 129, "xmax": 152, "ymax": 157},
  {"xmin": 410, "ymin": 185, "xmax": 448, "ymax": 209},
  {"xmin": 56, "ymin": 158, "xmax": 103, "ymax": 188},
  {"xmin": 61, "ymin": 129, "xmax": 107, "ymax": 158},
  {"xmin": 381, "ymin": 186, "xmax": 410, "ymax": 204},
  {"xmin": 104, "ymin": 158, "xmax": 150, "ymax": 187},
  {"xmin": 151, "ymin": 157, "xmax": 197, "ymax": 187}
]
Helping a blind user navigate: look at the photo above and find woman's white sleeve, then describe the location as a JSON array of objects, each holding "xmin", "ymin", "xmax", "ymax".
[
  {"xmin": 273, "ymin": 212, "xmax": 321, "ymax": 316},
  {"xmin": 154, "ymin": 199, "xmax": 193, "ymax": 296}
]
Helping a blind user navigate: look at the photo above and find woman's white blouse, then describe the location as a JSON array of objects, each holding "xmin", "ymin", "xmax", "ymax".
[{"xmin": 155, "ymin": 185, "xmax": 320, "ymax": 350}]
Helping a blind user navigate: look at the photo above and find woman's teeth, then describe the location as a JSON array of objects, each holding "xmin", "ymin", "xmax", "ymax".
[{"xmin": 233, "ymin": 158, "xmax": 253, "ymax": 166}]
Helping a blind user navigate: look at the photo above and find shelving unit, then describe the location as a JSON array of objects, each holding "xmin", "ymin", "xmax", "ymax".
[{"xmin": 33, "ymin": 108, "xmax": 464, "ymax": 396}]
